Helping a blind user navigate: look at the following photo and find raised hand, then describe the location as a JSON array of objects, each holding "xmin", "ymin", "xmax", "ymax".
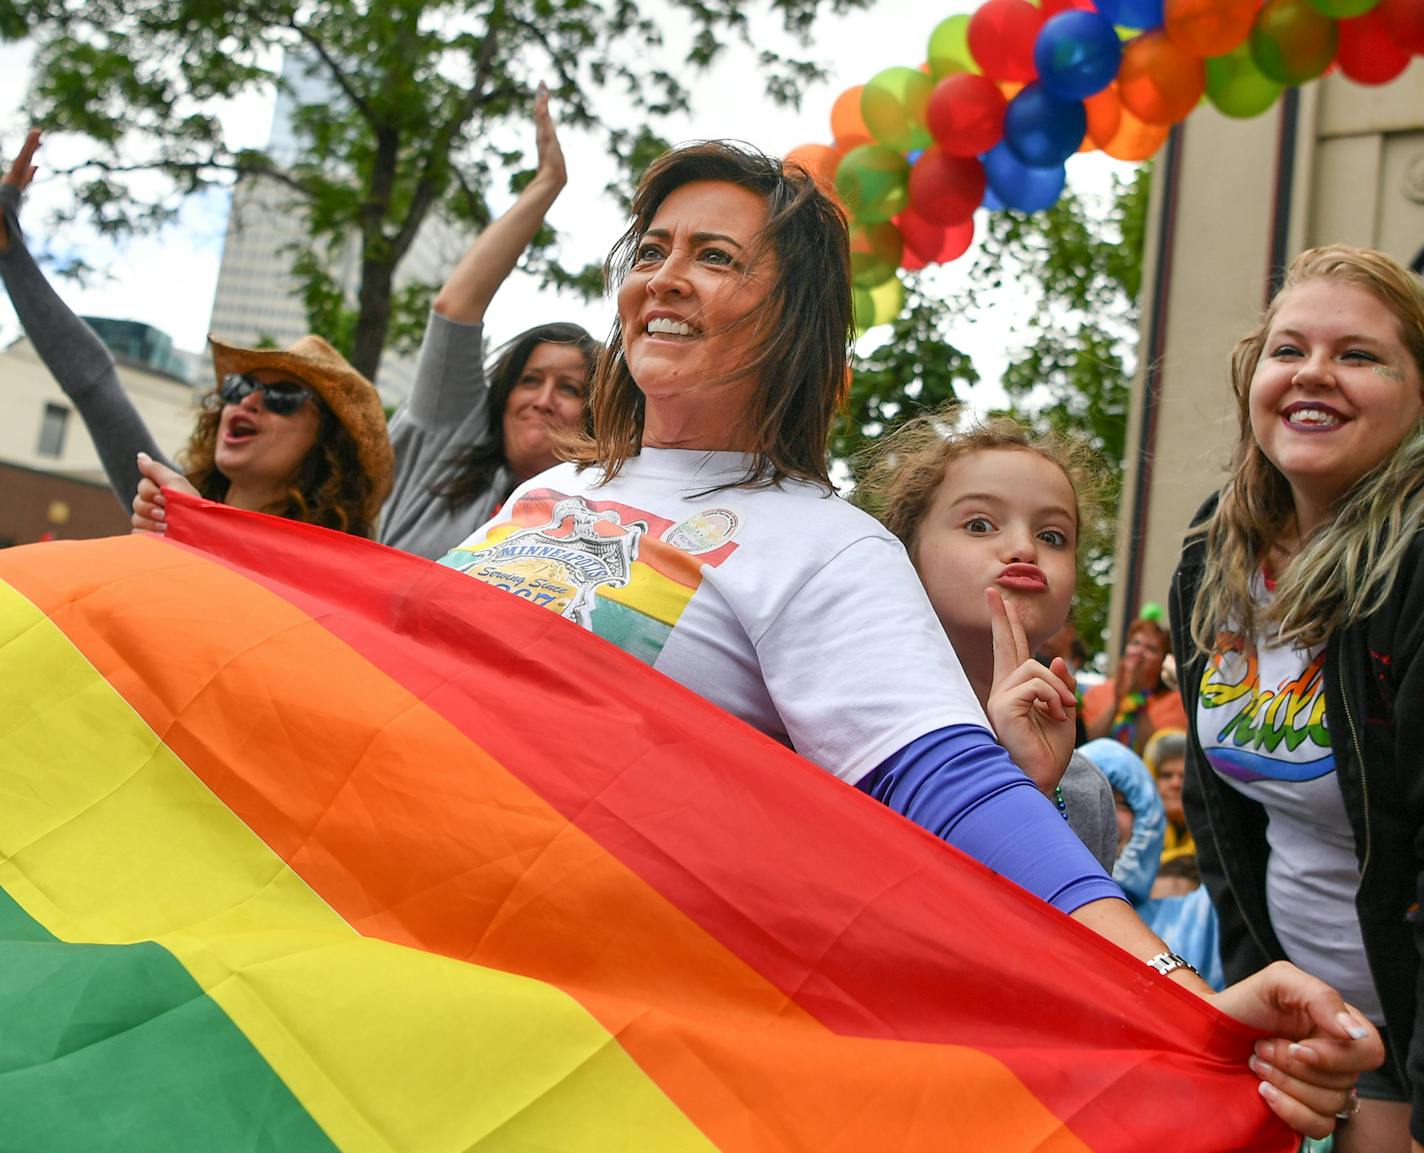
[
  {"xmin": 131, "ymin": 452, "xmax": 198, "ymax": 534},
  {"xmin": 985, "ymin": 586, "xmax": 1077, "ymax": 792},
  {"xmin": 531, "ymin": 81, "xmax": 567, "ymax": 193},
  {"xmin": 0, "ymin": 128, "xmax": 40, "ymax": 251}
]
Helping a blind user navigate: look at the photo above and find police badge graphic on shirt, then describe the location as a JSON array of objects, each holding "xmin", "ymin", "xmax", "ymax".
[{"xmin": 442, "ymin": 497, "xmax": 646, "ymax": 628}]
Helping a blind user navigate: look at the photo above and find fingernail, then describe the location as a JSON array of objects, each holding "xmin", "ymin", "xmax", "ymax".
[
  {"xmin": 1288, "ymin": 1042, "xmax": 1315, "ymax": 1062},
  {"xmin": 1337, "ymin": 1011, "xmax": 1369, "ymax": 1040},
  {"xmin": 153, "ymin": 508, "xmax": 164, "ymax": 521},
  {"xmin": 137, "ymin": 451, "xmax": 150, "ymax": 462},
  {"xmin": 1258, "ymin": 1081, "xmax": 1280, "ymax": 1102},
  {"xmin": 1249, "ymin": 1055, "xmax": 1272, "ymax": 1075}
]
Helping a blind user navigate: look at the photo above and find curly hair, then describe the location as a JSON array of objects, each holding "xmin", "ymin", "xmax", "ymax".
[
  {"xmin": 854, "ymin": 403, "xmax": 1109, "ymax": 560},
  {"xmin": 1189, "ymin": 244, "xmax": 1424, "ymax": 654},
  {"xmin": 564, "ymin": 140, "xmax": 853, "ymax": 491},
  {"xmin": 181, "ymin": 393, "xmax": 379, "ymax": 537},
  {"xmin": 435, "ymin": 322, "xmax": 598, "ymax": 506}
]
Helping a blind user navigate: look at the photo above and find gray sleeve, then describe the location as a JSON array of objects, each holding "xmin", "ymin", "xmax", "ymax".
[
  {"xmin": 0, "ymin": 184, "xmax": 176, "ymax": 509},
  {"xmin": 380, "ymin": 310, "xmax": 493, "ymax": 554},
  {"xmin": 1060, "ymin": 751, "xmax": 1119, "ymax": 873}
]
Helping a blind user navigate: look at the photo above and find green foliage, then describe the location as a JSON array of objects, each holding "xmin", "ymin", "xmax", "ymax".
[
  {"xmin": 836, "ymin": 276, "xmax": 978, "ymax": 470},
  {"xmin": 7, "ymin": 0, "xmax": 870, "ymax": 377}
]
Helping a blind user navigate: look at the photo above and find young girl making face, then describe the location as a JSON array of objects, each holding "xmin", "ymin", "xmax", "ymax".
[{"xmin": 860, "ymin": 410, "xmax": 1112, "ymax": 863}]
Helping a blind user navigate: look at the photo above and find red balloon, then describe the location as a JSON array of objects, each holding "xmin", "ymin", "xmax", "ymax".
[
  {"xmin": 1377, "ymin": 0, "xmax": 1424, "ymax": 51},
  {"xmin": 897, "ymin": 208, "xmax": 976, "ymax": 265},
  {"xmin": 1041, "ymin": 0, "xmax": 1095, "ymax": 14},
  {"xmin": 968, "ymin": 0, "xmax": 1045, "ymax": 82},
  {"xmin": 1337, "ymin": 9, "xmax": 1413, "ymax": 81},
  {"xmin": 907, "ymin": 148, "xmax": 987, "ymax": 226},
  {"xmin": 1118, "ymin": 31, "xmax": 1206, "ymax": 125},
  {"xmin": 926, "ymin": 74, "xmax": 1009, "ymax": 157}
]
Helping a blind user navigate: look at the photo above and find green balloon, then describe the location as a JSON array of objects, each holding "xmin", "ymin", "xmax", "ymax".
[
  {"xmin": 1205, "ymin": 42, "xmax": 1283, "ymax": 117},
  {"xmin": 835, "ymin": 145, "xmax": 910, "ymax": 224},
  {"xmin": 853, "ymin": 274, "xmax": 906, "ymax": 334},
  {"xmin": 1305, "ymin": 0, "xmax": 1378, "ymax": 17},
  {"xmin": 862, "ymin": 67, "xmax": 934, "ymax": 153},
  {"xmin": 1249, "ymin": 0, "xmax": 1339, "ymax": 85},
  {"xmin": 928, "ymin": 14, "xmax": 979, "ymax": 80},
  {"xmin": 850, "ymin": 221, "xmax": 905, "ymax": 288}
]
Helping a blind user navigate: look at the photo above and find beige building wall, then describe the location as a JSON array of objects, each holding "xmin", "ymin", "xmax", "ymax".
[
  {"xmin": 0, "ymin": 335, "xmax": 196, "ymax": 485},
  {"xmin": 1109, "ymin": 59, "xmax": 1424, "ymax": 655}
]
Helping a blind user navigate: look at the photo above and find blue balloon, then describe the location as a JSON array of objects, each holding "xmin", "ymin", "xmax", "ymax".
[
  {"xmin": 981, "ymin": 143, "xmax": 1066, "ymax": 213},
  {"xmin": 982, "ymin": 185, "xmax": 1005, "ymax": 211},
  {"xmin": 1094, "ymin": 0, "xmax": 1163, "ymax": 30},
  {"xmin": 1002, "ymin": 84, "xmax": 1086, "ymax": 168},
  {"xmin": 1034, "ymin": 11, "xmax": 1123, "ymax": 100}
]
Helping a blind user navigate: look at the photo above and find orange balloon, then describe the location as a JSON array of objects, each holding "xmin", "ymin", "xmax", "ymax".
[
  {"xmin": 998, "ymin": 80, "xmax": 1027, "ymax": 99},
  {"xmin": 831, "ymin": 86, "xmax": 871, "ymax": 143},
  {"xmin": 1117, "ymin": 31, "xmax": 1206, "ymax": 126},
  {"xmin": 785, "ymin": 144, "xmax": 841, "ymax": 199},
  {"xmin": 1164, "ymin": 0, "xmax": 1258, "ymax": 57},
  {"xmin": 1077, "ymin": 130, "xmax": 1098, "ymax": 153},
  {"xmin": 1108, "ymin": 103, "xmax": 1170, "ymax": 159},
  {"xmin": 1085, "ymin": 84, "xmax": 1123, "ymax": 147}
]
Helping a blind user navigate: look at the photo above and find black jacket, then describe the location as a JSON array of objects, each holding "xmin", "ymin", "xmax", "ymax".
[{"xmin": 1170, "ymin": 493, "xmax": 1424, "ymax": 1140}]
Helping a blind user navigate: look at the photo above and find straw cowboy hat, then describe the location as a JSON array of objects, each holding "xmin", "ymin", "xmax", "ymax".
[{"xmin": 208, "ymin": 334, "xmax": 395, "ymax": 522}]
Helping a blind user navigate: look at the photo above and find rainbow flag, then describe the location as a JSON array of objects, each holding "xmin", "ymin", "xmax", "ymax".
[{"xmin": 0, "ymin": 494, "xmax": 1292, "ymax": 1152}]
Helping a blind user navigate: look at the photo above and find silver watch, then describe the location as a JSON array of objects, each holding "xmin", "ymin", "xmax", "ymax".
[{"xmin": 1145, "ymin": 951, "xmax": 1200, "ymax": 977}]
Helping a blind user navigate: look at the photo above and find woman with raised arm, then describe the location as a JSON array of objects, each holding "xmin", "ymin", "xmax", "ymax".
[
  {"xmin": 436, "ymin": 138, "xmax": 1381, "ymax": 1140},
  {"xmin": 378, "ymin": 84, "xmax": 599, "ymax": 558},
  {"xmin": 1, "ymin": 130, "xmax": 393, "ymax": 538},
  {"xmin": 1172, "ymin": 244, "xmax": 1424, "ymax": 1153}
]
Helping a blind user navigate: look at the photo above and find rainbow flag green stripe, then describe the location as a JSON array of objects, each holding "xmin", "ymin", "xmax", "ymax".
[{"xmin": 0, "ymin": 888, "xmax": 336, "ymax": 1151}]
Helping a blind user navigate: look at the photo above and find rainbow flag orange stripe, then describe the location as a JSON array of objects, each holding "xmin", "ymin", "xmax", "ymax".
[{"xmin": 0, "ymin": 494, "xmax": 1293, "ymax": 1153}]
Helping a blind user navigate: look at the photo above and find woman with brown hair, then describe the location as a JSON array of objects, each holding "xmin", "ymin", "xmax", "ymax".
[
  {"xmin": 379, "ymin": 85, "xmax": 599, "ymax": 558},
  {"xmin": 438, "ymin": 138, "xmax": 1380, "ymax": 1138},
  {"xmin": 1, "ymin": 130, "xmax": 393, "ymax": 537}
]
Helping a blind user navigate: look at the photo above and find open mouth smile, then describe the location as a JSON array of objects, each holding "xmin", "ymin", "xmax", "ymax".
[{"xmin": 1281, "ymin": 402, "xmax": 1345, "ymax": 431}]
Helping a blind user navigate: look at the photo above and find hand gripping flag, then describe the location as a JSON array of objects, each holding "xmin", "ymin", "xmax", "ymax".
[{"xmin": 0, "ymin": 493, "xmax": 1293, "ymax": 1153}]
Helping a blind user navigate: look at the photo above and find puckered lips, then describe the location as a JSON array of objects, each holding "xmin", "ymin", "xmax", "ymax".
[
  {"xmin": 996, "ymin": 562, "xmax": 1048, "ymax": 593},
  {"xmin": 1279, "ymin": 400, "xmax": 1347, "ymax": 432}
]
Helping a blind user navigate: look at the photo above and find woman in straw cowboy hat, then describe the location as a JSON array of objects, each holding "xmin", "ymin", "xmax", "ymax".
[{"xmin": 0, "ymin": 129, "xmax": 392, "ymax": 537}]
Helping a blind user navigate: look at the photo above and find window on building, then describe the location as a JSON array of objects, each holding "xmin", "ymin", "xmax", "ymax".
[{"xmin": 37, "ymin": 403, "xmax": 69, "ymax": 457}]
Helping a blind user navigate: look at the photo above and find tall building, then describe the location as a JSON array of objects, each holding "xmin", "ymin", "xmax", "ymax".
[
  {"xmin": 205, "ymin": 53, "xmax": 469, "ymax": 402},
  {"xmin": 1109, "ymin": 60, "xmax": 1424, "ymax": 645}
]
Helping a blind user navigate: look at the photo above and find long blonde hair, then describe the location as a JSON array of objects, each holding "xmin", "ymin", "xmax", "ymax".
[{"xmin": 1189, "ymin": 245, "xmax": 1424, "ymax": 655}]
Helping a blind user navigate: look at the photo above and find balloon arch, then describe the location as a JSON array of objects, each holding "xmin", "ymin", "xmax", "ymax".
[{"xmin": 787, "ymin": 0, "xmax": 1424, "ymax": 328}]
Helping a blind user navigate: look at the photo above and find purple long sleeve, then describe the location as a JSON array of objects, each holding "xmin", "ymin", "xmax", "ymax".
[{"xmin": 857, "ymin": 724, "xmax": 1126, "ymax": 914}]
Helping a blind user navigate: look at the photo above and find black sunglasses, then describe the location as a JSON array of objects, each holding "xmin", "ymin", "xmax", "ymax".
[{"xmin": 219, "ymin": 373, "xmax": 314, "ymax": 417}]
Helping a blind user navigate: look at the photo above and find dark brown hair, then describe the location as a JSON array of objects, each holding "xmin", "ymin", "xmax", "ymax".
[
  {"xmin": 182, "ymin": 396, "xmax": 378, "ymax": 537},
  {"xmin": 566, "ymin": 140, "xmax": 853, "ymax": 490},
  {"xmin": 435, "ymin": 322, "xmax": 598, "ymax": 505}
]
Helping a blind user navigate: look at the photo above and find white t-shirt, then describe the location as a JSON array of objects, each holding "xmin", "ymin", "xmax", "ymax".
[
  {"xmin": 441, "ymin": 448, "xmax": 989, "ymax": 783},
  {"xmin": 1196, "ymin": 582, "xmax": 1382, "ymax": 1023}
]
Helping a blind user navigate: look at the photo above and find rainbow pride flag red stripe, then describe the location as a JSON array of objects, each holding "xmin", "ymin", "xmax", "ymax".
[{"xmin": 0, "ymin": 493, "xmax": 1292, "ymax": 1152}]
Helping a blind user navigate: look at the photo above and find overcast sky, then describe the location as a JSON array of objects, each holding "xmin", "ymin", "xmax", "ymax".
[{"xmin": 0, "ymin": 2, "xmax": 1136, "ymax": 410}]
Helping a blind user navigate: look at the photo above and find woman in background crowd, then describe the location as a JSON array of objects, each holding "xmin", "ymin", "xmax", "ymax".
[
  {"xmin": 1, "ymin": 130, "xmax": 392, "ymax": 537},
  {"xmin": 379, "ymin": 84, "xmax": 598, "ymax": 558}
]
